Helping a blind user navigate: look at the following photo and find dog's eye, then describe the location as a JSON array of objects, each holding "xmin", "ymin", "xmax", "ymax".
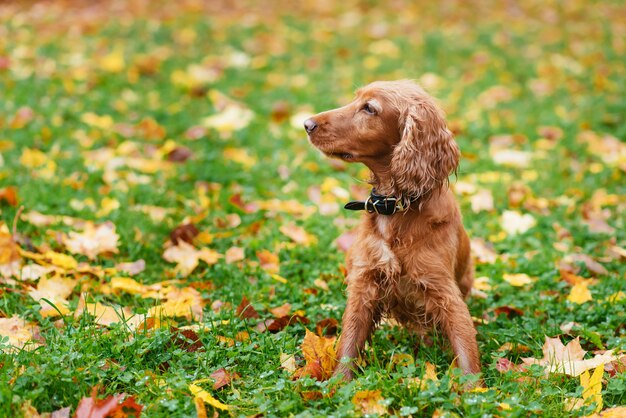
[{"xmin": 362, "ymin": 102, "xmax": 376, "ymax": 115}]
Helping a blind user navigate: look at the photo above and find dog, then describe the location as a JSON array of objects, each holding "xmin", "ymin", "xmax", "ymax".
[{"xmin": 304, "ymin": 80, "xmax": 480, "ymax": 381}]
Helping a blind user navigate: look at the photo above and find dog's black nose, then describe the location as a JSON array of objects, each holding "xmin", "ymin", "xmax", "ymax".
[{"xmin": 304, "ymin": 118, "xmax": 317, "ymax": 134}]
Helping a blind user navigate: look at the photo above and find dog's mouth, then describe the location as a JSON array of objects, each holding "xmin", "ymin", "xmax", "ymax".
[
  {"xmin": 327, "ymin": 152, "xmax": 354, "ymax": 160},
  {"xmin": 308, "ymin": 136, "xmax": 355, "ymax": 161}
]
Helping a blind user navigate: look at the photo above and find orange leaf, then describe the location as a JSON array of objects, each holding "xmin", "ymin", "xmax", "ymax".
[
  {"xmin": 294, "ymin": 329, "xmax": 337, "ymax": 381},
  {"xmin": 74, "ymin": 388, "xmax": 143, "ymax": 418},
  {"xmin": 352, "ymin": 390, "xmax": 387, "ymax": 415}
]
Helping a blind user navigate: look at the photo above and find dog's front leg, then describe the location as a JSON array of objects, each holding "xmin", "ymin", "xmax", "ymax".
[
  {"xmin": 334, "ymin": 277, "xmax": 380, "ymax": 381},
  {"xmin": 424, "ymin": 283, "xmax": 481, "ymax": 376}
]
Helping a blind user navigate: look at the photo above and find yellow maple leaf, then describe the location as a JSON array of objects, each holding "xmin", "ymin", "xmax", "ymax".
[
  {"xmin": 148, "ymin": 288, "xmax": 204, "ymax": 321},
  {"xmin": 567, "ymin": 281, "xmax": 593, "ymax": 304},
  {"xmin": 223, "ymin": 147, "xmax": 257, "ymax": 168},
  {"xmin": 502, "ymin": 273, "xmax": 535, "ymax": 287},
  {"xmin": 110, "ymin": 277, "xmax": 146, "ymax": 295},
  {"xmin": 100, "ymin": 48, "xmax": 125, "ymax": 73},
  {"xmin": 96, "ymin": 197, "xmax": 120, "ymax": 218},
  {"xmin": 189, "ymin": 380, "xmax": 229, "ymax": 411},
  {"xmin": 581, "ymin": 364, "xmax": 604, "ymax": 412},
  {"xmin": 19, "ymin": 148, "xmax": 47, "ymax": 168},
  {"xmin": 42, "ymin": 251, "xmax": 78, "ymax": 270}
]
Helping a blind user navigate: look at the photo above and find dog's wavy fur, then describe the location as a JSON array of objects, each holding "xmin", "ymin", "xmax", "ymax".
[{"xmin": 306, "ymin": 80, "xmax": 480, "ymax": 380}]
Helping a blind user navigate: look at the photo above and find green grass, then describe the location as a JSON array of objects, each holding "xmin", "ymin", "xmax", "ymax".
[{"xmin": 1, "ymin": 1, "xmax": 625, "ymax": 417}]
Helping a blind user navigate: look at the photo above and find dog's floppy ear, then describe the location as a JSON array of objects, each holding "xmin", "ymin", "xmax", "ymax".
[{"xmin": 390, "ymin": 98, "xmax": 459, "ymax": 204}]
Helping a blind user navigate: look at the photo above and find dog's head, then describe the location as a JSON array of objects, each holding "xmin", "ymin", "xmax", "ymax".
[{"xmin": 305, "ymin": 80, "xmax": 459, "ymax": 201}]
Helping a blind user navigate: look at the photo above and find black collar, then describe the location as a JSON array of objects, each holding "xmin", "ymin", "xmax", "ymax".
[{"xmin": 344, "ymin": 190, "xmax": 417, "ymax": 215}]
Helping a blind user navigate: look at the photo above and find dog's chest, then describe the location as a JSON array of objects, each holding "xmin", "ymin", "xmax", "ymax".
[{"xmin": 373, "ymin": 217, "xmax": 427, "ymax": 320}]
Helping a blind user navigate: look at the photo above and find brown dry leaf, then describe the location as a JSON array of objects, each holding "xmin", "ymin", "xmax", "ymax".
[
  {"xmin": 294, "ymin": 329, "xmax": 337, "ymax": 381},
  {"xmin": 210, "ymin": 368, "xmax": 239, "ymax": 390},
  {"xmin": 522, "ymin": 336, "xmax": 617, "ymax": 376},
  {"xmin": 256, "ymin": 314, "xmax": 309, "ymax": 333},
  {"xmin": 0, "ymin": 316, "xmax": 41, "ymax": 352},
  {"xmin": 315, "ymin": 318, "xmax": 338, "ymax": 337},
  {"xmin": 64, "ymin": 222, "xmax": 120, "ymax": 259},
  {"xmin": 170, "ymin": 223, "xmax": 199, "ymax": 245},
  {"xmin": 162, "ymin": 241, "xmax": 221, "ymax": 277},
  {"xmin": 236, "ymin": 296, "xmax": 260, "ymax": 319},
  {"xmin": 170, "ymin": 327, "xmax": 204, "ymax": 353},
  {"xmin": 256, "ymin": 249, "xmax": 280, "ymax": 274},
  {"xmin": 351, "ymin": 390, "xmax": 387, "ymax": 415},
  {"xmin": 279, "ymin": 224, "xmax": 317, "ymax": 246}
]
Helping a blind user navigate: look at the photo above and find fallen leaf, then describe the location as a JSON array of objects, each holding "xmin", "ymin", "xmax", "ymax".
[
  {"xmin": 210, "ymin": 368, "xmax": 239, "ymax": 390},
  {"xmin": 270, "ymin": 303, "xmax": 291, "ymax": 318},
  {"xmin": 189, "ymin": 380, "xmax": 229, "ymax": 411},
  {"xmin": 279, "ymin": 224, "xmax": 317, "ymax": 246},
  {"xmin": 581, "ymin": 364, "xmax": 604, "ymax": 412},
  {"xmin": 280, "ymin": 353, "xmax": 297, "ymax": 373},
  {"xmin": 114, "ymin": 259, "xmax": 146, "ymax": 276},
  {"xmin": 352, "ymin": 390, "xmax": 387, "ymax": 415},
  {"xmin": 293, "ymin": 329, "xmax": 337, "ymax": 381},
  {"xmin": 491, "ymin": 149, "xmax": 532, "ymax": 168},
  {"xmin": 0, "ymin": 186, "xmax": 18, "ymax": 206},
  {"xmin": 162, "ymin": 241, "xmax": 221, "ymax": 277},
  {"xmin": 64, "ymin": 222, "xmax": 120, "ymax": 259},
  {"xmin": 236, "ymin": 296, "xmax": 259, "ymax": 319},
  {"xmin": 502, "ymin": 273, "xmax": 536, "ymax": 287},
  {"xmin": 170, "ymin": 327, "xmax": 204, "ymax": 353},
  {"xmin": 169, "ymin": 223, "xmax": 199, "ymax": 245},
  {"xmin": 567, "ymin": 281, "xmax": 593, "ymax": 304},
  {"xmin": 470, "ymin": 238, "xmax": 498, "ymax": 264},
  {"xmin": 225, "ymin": 246, "xmax": 244, "ymax": 264},
  {"xmin": 585, "ymin": 406, "xmax": 626, "ymax": 418},
  {"xmin": 501, "ymin": 210, "xmax": 536, "ymax": 235},
  {"xmin": 74, "ymin": 389, "xmax": 142, "ymax": 418},
  {"xmin": 0, "ymin": 316, "xmax": 40, "ymax": 352},
  {"xmin": 148, "ymin": 287, "xmax": 204, "ymax": 321},
  {"xmin": 315, "ymin": 318, "xmax": 339, "ymax": 337},
  {"xmin": 522, "ymin": 336, "xmax": 617, "ymax": 376},
  {"xmin": 470, "ymin": 189, "xmax": 494, "ymax": 213},
  {"xmin": 335, "ymin": 229, "xmax": 357, "ymax": 253},
  {"xmin": 256, "ymin": 250, "xmax": 280, "ymax": 274}
]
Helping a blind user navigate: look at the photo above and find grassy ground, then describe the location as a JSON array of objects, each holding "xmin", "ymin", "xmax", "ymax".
[{"xmin": 1, "ymin": 0, "xmax": 625, "ymax": 416}]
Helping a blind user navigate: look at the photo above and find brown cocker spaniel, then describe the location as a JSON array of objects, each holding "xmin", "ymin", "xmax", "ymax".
[{"xmin": 304, "ymin": 80, "xmax": 480, "ymax": 381}]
